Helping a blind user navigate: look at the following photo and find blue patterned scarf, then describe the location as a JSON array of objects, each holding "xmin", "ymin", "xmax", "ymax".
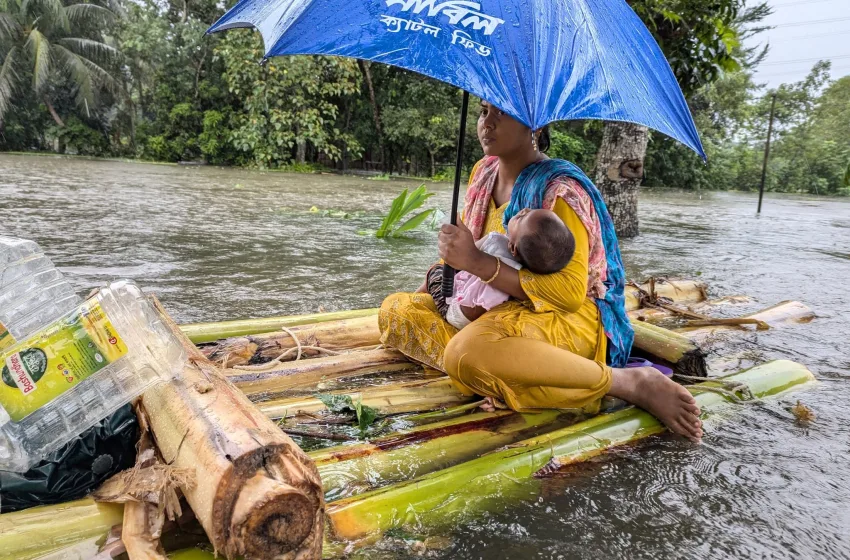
[{"xmin": 503, "ymin": 158, "xmax": 634, "ymax": 367}]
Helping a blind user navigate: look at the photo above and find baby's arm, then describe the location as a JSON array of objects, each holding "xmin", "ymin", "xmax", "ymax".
[{"xmin": 460, "ymin": 305, "xmax": 487, "ymax": 321}]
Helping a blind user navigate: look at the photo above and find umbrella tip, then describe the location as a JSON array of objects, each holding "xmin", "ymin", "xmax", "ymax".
[{"xmin": 259, "ymin": 57, "xmax": 269, "ymax": 67}]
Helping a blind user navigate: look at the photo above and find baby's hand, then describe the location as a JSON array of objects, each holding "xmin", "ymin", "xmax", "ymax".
[{"xmin": 460, "ymin": 306, "xmax": 487, "ymax": 321}]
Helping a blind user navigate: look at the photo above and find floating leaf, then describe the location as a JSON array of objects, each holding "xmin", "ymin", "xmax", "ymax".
[{"xmin": 790, "ymin": 400, "xmax": 815, "ymax": 424}]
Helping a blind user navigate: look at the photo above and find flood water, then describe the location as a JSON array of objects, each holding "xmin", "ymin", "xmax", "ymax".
[{"xmin": 1, "ymin": 153, "xmax": 848, "ymax": 559}]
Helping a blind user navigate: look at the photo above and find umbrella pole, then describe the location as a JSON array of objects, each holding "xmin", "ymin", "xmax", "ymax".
[{"xmin": 442, "ymin": 90, "xmax": 471, "ymax": 299}]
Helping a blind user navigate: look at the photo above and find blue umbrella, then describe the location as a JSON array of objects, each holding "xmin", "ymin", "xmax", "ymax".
[{"xmin": 208, "ymin": 0, "xmax": 705, "ymax": 292}]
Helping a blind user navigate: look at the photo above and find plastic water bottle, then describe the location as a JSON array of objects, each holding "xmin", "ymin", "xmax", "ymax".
[
  {"xmin": 0, "ymin": 236, "xmax": 81, "ymax": 346},
  {"xmin": 0, "ymin": 238, "xmax": 185, "ymax": 472}
]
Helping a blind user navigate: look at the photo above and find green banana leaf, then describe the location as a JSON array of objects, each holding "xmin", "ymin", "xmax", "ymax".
[
  {"xmin": 398, "ymin": 185, "xmax": 434, "ymax": 218},
  {"xmin": 391, "ymin": 209, "xmax": 436, "ymax": 238},
  {"xmin": 376, "ymin": 185, "xmax": 436, "ymax": 238},
  {"xmin": 376, "ymin": 189, "xmax": 408, "ymax": 238}
]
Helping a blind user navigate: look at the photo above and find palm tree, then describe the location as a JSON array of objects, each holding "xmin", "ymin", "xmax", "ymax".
[{"xmin": 0, "ymin": 0, "xmax": 120, "ymax": 130}]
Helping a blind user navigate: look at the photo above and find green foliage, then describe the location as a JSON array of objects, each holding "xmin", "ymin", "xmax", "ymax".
[
  {"xmin": 215, "ymin": 29, "xmax": 360, "ymax": 169},
  {"xmin": 382, "ymin": 85, "xmax": 459, "ymax": 176},
  {"xmin": 138, "ymin": 102, "xmax": 203, "ymax": 161},
  {"xmin": 547, "ymin": 126, "xmax": 598, "ymax": 172},
  {"xmin": 630, "ymin": 0, "xmax": 760, "ymax": 97},
  {"xmin": 198, "ymin": 110, "xmax": 233, "ymax": 165},
  {"xmin": 646, "ymin": 65, "xmax": 850, "ymax": 195},
  {"xmin": 316, "ymin": 393, "xmax": 379, "ymax": 431},
  {"xmin": 376, "ymin": 185, "xmax": 436, "ymax": 238},
  {"xmin": 0, "ymin": 0, "xmax": 120, "ymax": 148},
  {"xmin": 275, "ymin": 162, "xmax": 326, "ymax": 174},
  {"xmin": 116, "ymin": 0, "xmax": 233, "ymax": 162},
  {"xmin": 1, "ymin": 0, "xmax": 845, "ymax": 199},
  {"xmin": 431, "ymin": 167, "xmax": 454, "ymax": 182},
  {"xmin": 48, "ymin": 115, "xmax": 108, "ymax": 155}
]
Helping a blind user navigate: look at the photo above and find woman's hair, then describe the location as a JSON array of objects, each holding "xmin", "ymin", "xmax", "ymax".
[{"xmin": 537, "ymin": 125, "xmax": 550, "ymax": 153}]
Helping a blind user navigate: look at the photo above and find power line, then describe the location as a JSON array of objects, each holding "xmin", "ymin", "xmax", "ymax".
[
  {"xmin": 757, "ymin": 70, "xmax": 849, "ymax": 79},
  {"xmin": 783, "ymin": 29, "xmax": 850, "ymax": 41},
  {"xmin": 759, "ymin": 60, "xmax": 850, "ymax": 73},
  {"xmin": 760, "ymin": 53, "xmax": 850, "ymax": 66},
  {"xmin": 774, "ymin": 16, "xmax": 850, "ymax": 28},
  {"xmin": 773, "ymin": 0, "xmax": 840, "ymax": 7},
  {"xmin": 756, "ymin": 64, "xmax": 850, "ymax": 78}
]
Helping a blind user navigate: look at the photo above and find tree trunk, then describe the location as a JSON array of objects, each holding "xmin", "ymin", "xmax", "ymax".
[
  {"xmin": 429, "ymin": 151, "xmax": 436, "ymax": 178},
  {"xmin": 357, "ymin": 60, "xmax": 384, "ymax": 169},
  {"xmin": 128, "ymin": 98, "xmax": 137, "ymax": 151},
  {"xmin": 43, "ymin": 97, "xmax": 65, "ymax": 128},
  {"xmin": 142, "ymin": 297, "xmax": 325, "ymax": 560},
  {"xmin": 296, "ymin": 139, "xmax": 307, "ymax": 163},
  {"xmin": 342, "ymin": 103, "xmax": 351, "ymax": 172},
  {"xmin": 592, "ymin": 121, "xmax": 649, "ymax": 239},
  {"xmin": 194, "ymin": 48, "xmax": 207, "ymax": 100}
]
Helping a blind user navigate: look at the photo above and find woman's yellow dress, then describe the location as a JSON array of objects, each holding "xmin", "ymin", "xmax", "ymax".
[{"xmin": 379, "ymin": 196, "xmax": 613, "ymax": 413}]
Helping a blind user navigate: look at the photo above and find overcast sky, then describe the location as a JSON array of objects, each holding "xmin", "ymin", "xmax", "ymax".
[{"xmin": 746, "ymin": 0, "xmax": 850, "ymax": 89}]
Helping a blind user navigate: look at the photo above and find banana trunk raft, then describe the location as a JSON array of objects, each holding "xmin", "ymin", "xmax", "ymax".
[{"xmin": 0, "ymin": 279, "xmax": 818, "ymax": 559}]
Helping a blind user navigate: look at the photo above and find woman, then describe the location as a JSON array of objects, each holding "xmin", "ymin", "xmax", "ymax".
[{"xmin": 379, "ymin": 101, "xmax": 702, "ymax": 442}]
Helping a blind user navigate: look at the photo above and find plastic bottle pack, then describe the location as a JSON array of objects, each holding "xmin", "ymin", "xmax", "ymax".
[{"xmin": 0, "ymin": 237, "xmax": 185, "ymax": 472}]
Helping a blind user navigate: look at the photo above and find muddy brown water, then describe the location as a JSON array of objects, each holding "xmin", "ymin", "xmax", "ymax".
[{"xmin": 1, "ymin": 153, "xmax": 848, "ymax": 559}]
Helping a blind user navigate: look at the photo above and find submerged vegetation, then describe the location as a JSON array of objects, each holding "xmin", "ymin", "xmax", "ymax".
[
  {"xmin": 315, "ymin": 393, "xmax": 380, "ymax": 431},
  {"xmin": 375, "ymin": 185, "xmax": 436, "ymax": 239}
]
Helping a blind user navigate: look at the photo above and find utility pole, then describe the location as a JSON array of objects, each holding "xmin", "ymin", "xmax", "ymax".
[{"xmin": 757, "ymin": 93, "xmax": 777, "ymax": 214}]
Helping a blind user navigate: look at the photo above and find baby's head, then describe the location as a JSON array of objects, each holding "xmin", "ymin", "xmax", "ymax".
[{"xmin": 507, "ymin": 209, "xmax": 576, "ymax": 274}]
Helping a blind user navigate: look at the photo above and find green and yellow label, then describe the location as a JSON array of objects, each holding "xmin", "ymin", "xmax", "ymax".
[
  {"xmin": 0, "ymin": 301, "xmax": 127, "ymax": 422},
  {"xmin": 0, "ymin": 321, "xmax": 15, "ymax": 353}
]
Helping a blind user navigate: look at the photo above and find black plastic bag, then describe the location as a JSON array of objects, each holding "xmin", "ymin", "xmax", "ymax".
[{"xmin": 0, "ymin": 404, "xmax": 138, "ymax": 513}]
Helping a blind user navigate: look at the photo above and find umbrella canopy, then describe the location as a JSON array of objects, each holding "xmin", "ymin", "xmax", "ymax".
[{"xmin": 208, "ymin": 0, "xmax": 705, "ymax": 159}]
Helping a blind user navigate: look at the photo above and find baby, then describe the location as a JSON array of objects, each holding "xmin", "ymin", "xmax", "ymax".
[{"xmin": 428, "ymin": 208, "xmax": 576, "ymax": 329}]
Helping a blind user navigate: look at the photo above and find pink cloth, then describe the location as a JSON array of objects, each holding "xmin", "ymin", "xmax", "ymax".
[
  {"xmin": 450, "ymin": 271, "xmax": 508, "ymax": 310},
  {"xmin": 448, "ymin": 233, "xmax": 520, "ymax": 311}
]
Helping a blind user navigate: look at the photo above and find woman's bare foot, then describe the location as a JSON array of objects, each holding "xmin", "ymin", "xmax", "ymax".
[
  {"xmin": 479, "ymin": 396, "xmax": 507, "ymax": 412},
  {"xmin": 609, "ymin": 366, "xmax": 703, "ymax": 442}
]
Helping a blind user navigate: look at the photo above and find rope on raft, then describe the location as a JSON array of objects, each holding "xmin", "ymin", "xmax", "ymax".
[
  {"xmin": 229, "ymin": 325, "xmax": 341, "ymax": 371},
  {"xmin": 222, "ymin": 327, "xmax": 384, "ymax": 371},
  {"xmin": 629, "ymin": 278, "xmax": 770, "ymax": 330}
]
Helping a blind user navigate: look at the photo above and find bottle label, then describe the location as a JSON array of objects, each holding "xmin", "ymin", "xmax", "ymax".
[
  {"xmin": 0, "ymin": 300, "xmax": 128, "ymax": 422},
  {"xmin": 0, "ymin": 322, "xmax": 15, "ymax": 353}
]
